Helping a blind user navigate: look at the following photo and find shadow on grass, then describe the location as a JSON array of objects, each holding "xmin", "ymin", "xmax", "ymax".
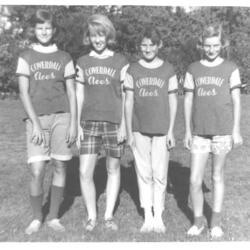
[
  {"xmin": 42, "ymin": 155, "xmax": 116, "ymax": 220},
  {"xmin": 168, "ymin": 160, "xmax": 212, "ymax": 225},
  {"xmin": 42, "ymin": 156, "xmax": 212, "ymax": 226},
  {"xmin": 42, "ymin": 156, "xmax": 81, "ymax": 221},
  {"xmin": 120, "ymin": 164, "xmax": 143, "ymax": 216}
]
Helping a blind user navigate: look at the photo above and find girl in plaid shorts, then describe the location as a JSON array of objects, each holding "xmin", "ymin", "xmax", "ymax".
[
  {"xmin": 76, "ymin": 14, "xmax": 129, "ymax": 232},
  {"xmin": 184, "ymin": 24, "xmax": 243, "ymax": 238}
]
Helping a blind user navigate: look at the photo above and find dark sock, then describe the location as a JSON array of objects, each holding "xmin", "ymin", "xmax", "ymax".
[
  {"xmin": 47, "ymin": 185, "xmax": 64, "ymax": 220},
  {"xmin": 30, "ymin": 194, "xmax": 43, "ymax": 221},
  {"xmin": 211, "ymin": 211, "xmax": 221, "ymax": 228},
  {"xmin": 194, "ymin": 216, "xmax": 204, "ymax": 228}
]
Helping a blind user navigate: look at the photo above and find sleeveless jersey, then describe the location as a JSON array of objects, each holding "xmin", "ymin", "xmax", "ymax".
[
  {"xmin": 76, "ymin": 52, "xmax": 128, "ymax": 124},
  {"xmin": 16, "ymin": 47, "xmax": 75, "ymax": 116},
  {"xmin": 125, "ymin": 61, "xmax": 177, "ymax": 134},
  {"xmin": 184, "ymin": 60, "xmax": 241, "ymax": 135}
]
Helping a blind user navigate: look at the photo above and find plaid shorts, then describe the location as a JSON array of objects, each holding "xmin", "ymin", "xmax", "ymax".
[
  {"xmin": 191, "ymin": 135, "xmax": 232, "ymax": 155},
  {"xmin": 80, "ymin": 121, "xmax": 124, "ymax": 158}
]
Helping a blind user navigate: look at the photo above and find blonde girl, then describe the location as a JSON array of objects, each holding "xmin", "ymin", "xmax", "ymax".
[
  {"xmin": 184, "ymin": 24, "xmax": 243, "ymax": 238},
  {"xmin": 76, "ymin": 14, "xmax": 129, "ymax": 232}
]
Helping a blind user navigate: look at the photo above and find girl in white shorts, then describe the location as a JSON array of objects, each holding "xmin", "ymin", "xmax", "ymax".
[{"xmin": 184, "ymin": 24, "xmax": 243, "ymax": 238}]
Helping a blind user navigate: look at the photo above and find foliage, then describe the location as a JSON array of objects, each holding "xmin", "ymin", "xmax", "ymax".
[{"xmin": 1, "ymin": 5, "xmax": 250, "ymax": 95}]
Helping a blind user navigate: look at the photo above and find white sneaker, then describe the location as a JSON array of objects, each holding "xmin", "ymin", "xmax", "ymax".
[
  {"xmin": 187, "ymin": 225, "xmax": 204, "ymax": 236},
  {"xmin": 47, "ymin": 219, "xmax": 65, "ymax": 232},
  {"xmin": 210, "ymin": 226, "xmax": 224, "ymax": 238},
  {"xmin": 153, "ymin": 218, "xmax": 166, "ymax": 233},
  {"xmin": 25, "ymin": 219, "xmax": 41, "ymax": 235}
]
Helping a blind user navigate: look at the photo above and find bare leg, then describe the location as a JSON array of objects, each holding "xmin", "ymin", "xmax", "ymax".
[
  {"xmin": 210, "ymin": 153, "xmax": 227, "ymax": 238},
  {"xmin": 187, "ymin": 152, "xmax": 209, "ymax": 236},
  {"xmin": 212, "ymin": 153, "xmax": 226, "ymax": 214},
  {"xmin": 79, "ymin": 154, "xmax": 98, "ymax": 223},
  {"xmin": 190, "ymin": 152, "xmax": 209, "ymax": 218},
  {"xmin": 25, "ymin": 161, "xmax": 46, "ymax": 235},
  {"xmin": 105, "ymin": 156, "xmax": 120, "ymax": 219}
]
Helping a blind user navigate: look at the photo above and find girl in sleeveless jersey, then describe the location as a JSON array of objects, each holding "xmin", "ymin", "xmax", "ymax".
[
  {"xmin": 76, "ymin": 14, "xmax": 129, "ymax": 232},
  {"xmin": 184, "ymin": 24, "xmax": 243, "ymax": 238},
  {"xmin": 124, "ymin": 25, "xmax": 178, "ymax": 233},
  {"xmin": 17, "ymin": 9, "xmax": 77, "ymax": 235}
]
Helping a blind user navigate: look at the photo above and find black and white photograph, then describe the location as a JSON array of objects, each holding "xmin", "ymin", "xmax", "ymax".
[{"xmin": 0, "ymin": 0, "xmax": 250, "ymax": 245}]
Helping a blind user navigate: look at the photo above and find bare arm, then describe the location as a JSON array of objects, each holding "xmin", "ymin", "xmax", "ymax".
[
  {"xmin": 117, "ymin": 84, "xmax": 127, "ymax": 143},
  {"xmin": 184, "ymin": 91, "xmax": 193, "ymax": 149},
  {"xmin": 65, "ymin": 78, "xmax": 77, "ymax": 146},
  {"xmin": 76, "ymin": 82, "xmax": 85, "ymax": 148},
  {"xmin": 231, "ymin": 88, "xmax": 243, "ymax": 146},
  {"xmin": 125, "ymin": 89, "xmax": 134, "ymax": 148},
  {"xmin": 18, "ymin": 75, "xmax": 45, "ymax": 145},
  {"xmin": 167, "ymin": 92, "xmax": 178, "ymax": 149}
]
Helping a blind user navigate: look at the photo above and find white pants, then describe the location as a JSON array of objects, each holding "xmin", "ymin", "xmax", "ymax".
[{"xmin": 132, "ymin": 132, "xmax": 169, "ymax": 213}]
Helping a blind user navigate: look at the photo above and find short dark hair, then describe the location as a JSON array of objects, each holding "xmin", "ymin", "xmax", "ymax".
[
  {"xmin": 138, "ymin": 25, "xmax": 162, "ymax": 46},
  {"xmin": 30, "ymin": 9, "xmax": 55, "ymax": 27},
  {"xmin": 26, "ymin": 9, "xmax": 56, "ymax": 43}
]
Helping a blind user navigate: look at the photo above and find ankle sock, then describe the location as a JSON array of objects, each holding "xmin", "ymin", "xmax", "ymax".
[
  {"xmin": 194, "ymin": 216, "xmax": 204, "ymax": 228},
  {"xmin": 211, "ymin": 211, "xmax": 221, "ymax": 228}
]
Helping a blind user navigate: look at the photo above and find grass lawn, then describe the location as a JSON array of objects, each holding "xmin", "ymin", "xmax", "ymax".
[{"xmin": 0, "ymin": 96, "xmax": 250, "ymax": 242}]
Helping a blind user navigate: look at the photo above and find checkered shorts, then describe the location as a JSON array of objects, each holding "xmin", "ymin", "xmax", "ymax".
[
  {"xmin": 80, "ymin": 121, "xmax": 124, "ymax": 158},
  {"xmin": 191, "ymin": 135, "xmax": 232, "ymax": 155}
]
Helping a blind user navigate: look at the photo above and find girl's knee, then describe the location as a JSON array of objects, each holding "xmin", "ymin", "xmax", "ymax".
[
  {"xmin": 190, "ymin": 177, "xmax": 203, "ymax": 189},
  {"xmin": 79, "ymin": 165, "xmax": 94, "ymax": 181},
  {"xmin": 53, "ymin": 163, "xmax": 66, "ymax": 175},
  {"xmin": 30, "ymin": 163, "xmax": 45, "ymax": 179},
  {"xmin": 212, "ymin": 173, "xmax": 224, "ymax": 183},
  {"xmin": 106, "ymin": 157, "xmax": 120, "ymax": 174}
]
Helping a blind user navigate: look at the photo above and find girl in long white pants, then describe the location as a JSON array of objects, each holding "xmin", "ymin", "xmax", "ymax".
[
  {"xmin": 125, "ymin": 25, "xmax": 178, "ymax": 233},
  {"xmin": 133, "ymin": 133, "xmax": 169, "ymax": 233}
]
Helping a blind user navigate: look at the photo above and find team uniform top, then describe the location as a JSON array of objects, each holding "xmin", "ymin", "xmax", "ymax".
[
  {"xmin": 76, "ymin": 50, "xmax": 128, "ymax": 124},
  {"xmin": 184, "ymin": 59, "xmax": 241, "ymax": 135},
  {"xmin": 16, "ymin": 44, "xmax": 75, "ymax": 117},
  {"xmin": 124, "ymin": 60, "xmax": 178, "ymax": 134}
]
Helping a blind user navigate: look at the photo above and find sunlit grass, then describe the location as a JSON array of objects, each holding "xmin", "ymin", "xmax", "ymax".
[{"xmin": 0, "ymin": 96, "xmax": 249, "ymax": 241}]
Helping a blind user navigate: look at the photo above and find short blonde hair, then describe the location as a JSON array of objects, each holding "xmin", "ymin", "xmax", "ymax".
[
  {"xmin": 83, "ymin": 14, "xmax": 116, "ymax": 46},
  {"xmin": 197, "ymin": 24, "xmax": 229, "ymax": 49},
  {"xmin": 197, "ymin": 24, "xmax": 230, "ymax": 58}
]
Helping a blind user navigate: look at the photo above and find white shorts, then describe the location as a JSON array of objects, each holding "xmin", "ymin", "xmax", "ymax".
[{"xmin": 191, "ymin": 135, "xmax": 232, "ymax": 155}]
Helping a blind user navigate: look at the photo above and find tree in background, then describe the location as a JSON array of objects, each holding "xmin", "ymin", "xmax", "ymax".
[{"xmin": 0, "ymin": 5, "xmax": 250, "ymax": 96}]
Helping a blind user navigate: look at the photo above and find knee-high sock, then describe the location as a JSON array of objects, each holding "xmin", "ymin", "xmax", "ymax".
[{"xmin": 47, "ymin": 185, "xmax": 64, "ymax": 220}]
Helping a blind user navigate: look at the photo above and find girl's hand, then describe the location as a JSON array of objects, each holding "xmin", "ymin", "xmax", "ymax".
[
  {"xmin": 127, "ymin": 133, "xmax": 135, "ymax": 149},
  {"xmin": 31, "ymin": 122, "xmax": 46, "ymax": 146},
  {"xmin": 76, "ymin": 125, "xmax": 84, "ymax": 149},
  {"xmin": 166, "ymin": 132, "xmax": 175, "ymax": 150},
  {"xmin": 66, "ymin": 123, "xmax": 77, "ymax": 147},
  {"xmin": 117, "ymin": 124, "xmax": 126, "ymax": 144},
  {"xmin": 232, "ymin": 131, "xmax": 243, "ymax": 148},
  {"xmin": 184, "ymin": 131, "xmax": 192, "ymax": 150}
]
